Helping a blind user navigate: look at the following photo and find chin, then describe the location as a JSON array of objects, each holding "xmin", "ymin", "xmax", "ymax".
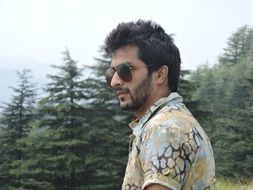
[
  {"xmin": 120, "ymin": 102, "xmax": 131, "ymax": 111},
  {"xmin": 120, "ymin": 103, "xmax": 140, "ymax": 112},
  {"xmin": 120, "ymin": 104, "xmax": 129, "ymax": 111}
]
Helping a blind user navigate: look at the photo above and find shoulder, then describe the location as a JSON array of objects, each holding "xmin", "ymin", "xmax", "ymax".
[
  {"xmin": 144, "ymin": 104, "xmax": 198, "ymax": 138},
  {"xmin": 140, "ymin": 104, "xmax": 203, "ymax": 156}
]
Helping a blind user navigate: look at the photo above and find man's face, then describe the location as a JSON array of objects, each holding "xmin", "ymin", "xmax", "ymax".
[{"xmin": 110, "ymin": 45, "xmax": 153, "ymax": 114}]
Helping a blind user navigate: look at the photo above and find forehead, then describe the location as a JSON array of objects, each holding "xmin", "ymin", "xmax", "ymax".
[{"xmin": 111, "ymin": 45, "xmax": 144, "ymax": 67}]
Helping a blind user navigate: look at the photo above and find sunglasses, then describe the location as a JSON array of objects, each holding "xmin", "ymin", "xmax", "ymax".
[
  {"xmin": 105, "ymin": 63, "xmax": 154, "ymax": 86},
  {"xmin": 105, "ymin": 63, "xmax": 133, "ymax": 86}
]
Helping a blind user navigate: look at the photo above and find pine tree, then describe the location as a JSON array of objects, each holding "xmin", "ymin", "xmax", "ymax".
[
  {"xmin": 15, "ymin": 49, "xmax": 91, "ymax": 189},
  {"xmin": 83, "ymin": 51, "xmax": 131, "ymax": 190},
  {"xmin": 40, "ymin": 48, "xmax": 91, "ymax": 189},
  {"xmin": 179, "ymin": 69, "xmax": 214, "ymax": 141},
  {"xmin": 191, "ymin": 25, "xmax": 253, "ymax": 180},
  {"xmin": 223, "ymin": 52, "xmax": 253, "ymax": 179},
  {"xmin": 219, "ymin": 25, "xmax": 252, "ymax": 66},
  {"xmin": 0, "ymin": 69, "xmax": 36, "ymax": 189},
  {"xmin": 179, "ymin": 70, "xmax": 207, "ymax": 115}
]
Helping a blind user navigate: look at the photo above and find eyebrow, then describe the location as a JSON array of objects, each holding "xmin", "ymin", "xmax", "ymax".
[{"xmin": 111, "ymin": 61, "xmax": 132, "ymax": 68}]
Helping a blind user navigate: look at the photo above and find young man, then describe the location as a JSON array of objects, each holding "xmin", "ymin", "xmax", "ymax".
[{"xmin": 104, "ymin": 20, "xmax": 216, "ymax": 190}]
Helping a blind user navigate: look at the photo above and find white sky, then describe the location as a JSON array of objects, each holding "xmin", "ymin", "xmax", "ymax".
[
  {"xmin": 0, "ymin": 0, "xmax": 253, "ymax": 73},
  {"xmin": 0, "ymin": 0, "xmax": 251, "ymax": 167}
]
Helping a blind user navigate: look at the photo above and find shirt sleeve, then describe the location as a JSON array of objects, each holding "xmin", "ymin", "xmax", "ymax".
[{"xmin": 140, "ymin": 122, "xmax": 199, "ymax": 190}]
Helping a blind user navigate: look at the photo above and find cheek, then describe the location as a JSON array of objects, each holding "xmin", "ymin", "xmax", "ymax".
[
  {"xmin": 127, "ymin": 87, "xmax": 135, "ymax": 99},
  {"xmin": 131, "ymin": 71, "xmax": 149, "ymax": 85},
  {"xmin": 127, "ymin": 70, "xmax": 150, "ymax": 92}
]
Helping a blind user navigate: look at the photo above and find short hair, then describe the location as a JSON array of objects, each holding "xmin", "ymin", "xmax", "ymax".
[{"xmin": 104, "ymin": 19, "xmax": 181, "ymax": 92}]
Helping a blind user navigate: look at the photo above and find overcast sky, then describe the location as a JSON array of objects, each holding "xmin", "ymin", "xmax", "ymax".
[{"xmin": 0, "ymin": 0, "xmax": 253, "ymax": 102}]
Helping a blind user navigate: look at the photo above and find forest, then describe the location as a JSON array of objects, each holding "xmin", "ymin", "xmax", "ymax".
[{"xmin": 0, "ymin": 25, "xmax": 252, "ymax": 189}]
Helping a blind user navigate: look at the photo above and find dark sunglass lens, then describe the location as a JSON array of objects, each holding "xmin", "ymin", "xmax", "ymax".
[
  {"xmin": 118, "ymin": 64, "xmax": 132, "ymax": 82},
  {"xmin": 105, "ymin": 68, "xmax": 115, "ymax": 86}
]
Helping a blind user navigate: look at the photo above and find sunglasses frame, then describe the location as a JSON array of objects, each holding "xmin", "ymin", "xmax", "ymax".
[
  {"xmin": 105, "ymin": 63, "xmax": 133, "ymax": 86},
  {"xmin": 105, "ymin": 62, "xmax": 155, "ymax": 86}
]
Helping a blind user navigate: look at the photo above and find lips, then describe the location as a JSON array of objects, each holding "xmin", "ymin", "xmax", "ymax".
[{"xmin": 115, "ymin": 88, "xmax": 129, "ymax": 96}]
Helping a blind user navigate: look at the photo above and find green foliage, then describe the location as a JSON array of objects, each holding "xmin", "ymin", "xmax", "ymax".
[
  {"xmin": 219, "ymin": 25, "xmax": 253, "ymax": 66},
  {"xmin": 178, "ymin": 70, "xmax": 211, "ymax": 123},
  {"xmin": 216, "ymin": 178, "xmax": 253, "ymax": 190},
  {"xmin": 83, "ymin": 52, "xmax": 131, "ymax": 189},
  {"xmin": 12, "ymin": 49, "xmax": 91, "ymax": 190},
  {"xmin": 0, "ymin": 48, "xmax": 131, "ymax": 189},
  {"xmin": 191, "ymin": 26, "xmax": 253, "ymax": 180},
  {"xmin": 0, "ymin": 69, "xmax": 36, "ymax": 189},
  {"xmin": 33, "ymin": 49, "xmax": 90, "ymax": 189}
]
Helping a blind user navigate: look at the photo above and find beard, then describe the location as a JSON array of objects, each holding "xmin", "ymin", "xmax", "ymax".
[{"xmin": 120, "ymin": 75, "xmax": 152, "ymax": 112}]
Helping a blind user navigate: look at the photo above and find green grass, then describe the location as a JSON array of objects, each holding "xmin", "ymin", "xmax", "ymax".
[{"xmin": 216, "ymin": 178, "xmax": 253, "ymax": 190}]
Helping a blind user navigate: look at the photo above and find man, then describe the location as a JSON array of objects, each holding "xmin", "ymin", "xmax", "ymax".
[{"xmin": 104, "ymin": 20, "xmax": 216, "ymax": 190}]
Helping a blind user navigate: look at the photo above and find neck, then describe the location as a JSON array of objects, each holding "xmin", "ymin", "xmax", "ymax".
[{"xmin": 135, "ymin": 90, "xmax": 170, "ymax": 119}]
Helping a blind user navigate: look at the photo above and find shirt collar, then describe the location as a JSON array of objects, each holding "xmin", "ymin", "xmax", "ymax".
[{"xmin": 129, "ymin": 92, "xmax": 183, "ymax": 136}]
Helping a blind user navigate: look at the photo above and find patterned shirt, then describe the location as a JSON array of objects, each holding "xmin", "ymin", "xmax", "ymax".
[{"xmin": 122, "ymin": 93, "xmax": 216, "ymax": 190}]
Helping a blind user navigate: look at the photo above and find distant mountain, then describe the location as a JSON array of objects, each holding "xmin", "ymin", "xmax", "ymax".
[
  {"xmin": 0, "ymin": 55, "xmax": 92, "ymax": 105},
  {"xmin": 0, "ymin": 67, "xmax": 17, "ymax": 103},
  {"xmin": 0, "ymin": 56, "xmax": 53, "ymax": 104}
]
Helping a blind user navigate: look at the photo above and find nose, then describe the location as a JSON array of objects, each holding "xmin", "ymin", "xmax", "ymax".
[{"xmin": 110, "ymin": 72, "xmax": 123, "ymax": 88}]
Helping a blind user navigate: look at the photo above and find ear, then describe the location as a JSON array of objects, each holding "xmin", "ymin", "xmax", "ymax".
[{"xmin": 155, "ymin": 65, "xmax": 168, "ymax": 85}]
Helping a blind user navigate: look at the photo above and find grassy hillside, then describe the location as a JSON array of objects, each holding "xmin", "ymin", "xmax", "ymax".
[{"xmin": 216, "ymin": 178, "xmax": 253, "ymax": 190}]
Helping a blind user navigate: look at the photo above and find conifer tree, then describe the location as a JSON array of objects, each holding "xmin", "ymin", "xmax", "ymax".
[
  {"xmin": 83, "ymin": 51, "xmax": 131, "ymax": 190},
  {"xmin": 15, "ymin": 49, "xmax": 91, "ymax": 189},
  {"xmin": 219, "ymin": 25, "xmax": 253, "ymax": 66},
  {"xmin": 0, "ymin": 69, "xmax": 36, "ymax": 189},
  {"xmin": 191, "ymin": 25, "xmax": 253, "ymax": 180},
  {"xmin": 179, "ymin": 70, "xmax": 207, "ymax": 115},
  {"xmin": 178, "ymin": 69, "xmax": 213, "ymax": 140},
  {"xmin": 39, "ymin": 48, "xmax": 91, "ymax": 189}
]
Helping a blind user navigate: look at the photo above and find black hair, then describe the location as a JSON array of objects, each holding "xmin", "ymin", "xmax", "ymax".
[{"xmin": 104, "ymin": 19, "xmax": 181, "ymax": 92}]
